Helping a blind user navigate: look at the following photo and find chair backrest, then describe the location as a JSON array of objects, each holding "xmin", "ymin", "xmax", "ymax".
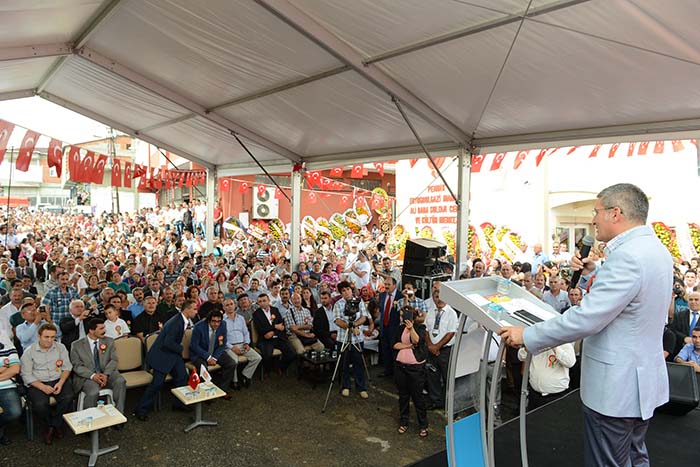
[
  {"xmin": 250, "ymin": 320, "xmax": 259, "ymax": 346},
  {"xmin": 182, "ymin": 328, "xmax": 192, "ymax": 360},
  {"xmin": 145, "ymin": 332, "xmax": 159, "ymax": 353},
  {"xmin": 114, "ymin": 336, "xmax": 144, "ymax": 371}
]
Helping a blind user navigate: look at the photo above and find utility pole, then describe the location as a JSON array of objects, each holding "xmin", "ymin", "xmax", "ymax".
[{"xmin": 109, "ymin": 127, "xmax": 120, "ymax": 214}]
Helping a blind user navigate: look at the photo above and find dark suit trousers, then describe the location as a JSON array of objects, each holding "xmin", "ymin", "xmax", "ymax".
[
  {"xmin": 426, "ymin": 345, "xmax": 452, "ymax": 406},
  {"xmin": 191, "ymin": 352, "xmax": 236, "ymax": 390},
  {"xmin": 394, "ymin": 362, "xmax": 428, "ymax": 429},
  {"xmin": 380, "ymin": 326, "xmax": 397, "ymax": 376},
  {"xmin": 583, "ymin": 404, "xmax": 650, "ymax": 467},
  {"xmin": 136, "ymin": 362, "xmax": 187, "ymax": 416},
  {"xmin": 257, "ymin": 337, "xmax": 295, "ymax": 370},
  {"xmin": 28, "ymin": 380, "xmax": 74, "ymax": 429}
]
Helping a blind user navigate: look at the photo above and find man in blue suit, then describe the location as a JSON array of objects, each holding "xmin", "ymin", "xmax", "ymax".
[
  {"xmin": 378, "ymin": 277, "xmax": 402, "ymax": 377},
  {"xmin": 134, "ymin": 299, "xmax": 199, "ymax": 421},
  {"xmin": 189, "ymin": 309, "xmax": 235, "ymax": 400},
  {"xmin": 500, "ymin": 183, "xmax": 672, "ymax": 467}
]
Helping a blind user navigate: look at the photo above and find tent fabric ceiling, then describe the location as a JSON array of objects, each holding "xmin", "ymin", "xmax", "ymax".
[{"xmin": 2, "ymin": 0, "xmax": 700, "ymax": 172}]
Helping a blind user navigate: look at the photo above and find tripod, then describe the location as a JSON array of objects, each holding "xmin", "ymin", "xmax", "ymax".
[{"xmin": 322, "ymin": 323, "xmax": 371, "ymax": 413}]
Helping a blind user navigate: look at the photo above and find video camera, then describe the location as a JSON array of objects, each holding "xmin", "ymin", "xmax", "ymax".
[{"xmin": 343, "ymin": 297, "xmax": 361, "ymax": 325}]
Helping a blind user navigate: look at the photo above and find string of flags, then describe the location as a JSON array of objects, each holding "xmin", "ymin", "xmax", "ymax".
[
  {"xmin": 0, "ymin": 118, "xmax": 206, "ymax": 190},
  {"xmin": 469, "ymin": 139, "xmax": 696, "ymax": 172}
]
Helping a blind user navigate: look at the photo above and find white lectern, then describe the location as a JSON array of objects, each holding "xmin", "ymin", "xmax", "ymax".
[{"xmin": 440, "ymin": 277, "xmax": 561, "ymax": 467}]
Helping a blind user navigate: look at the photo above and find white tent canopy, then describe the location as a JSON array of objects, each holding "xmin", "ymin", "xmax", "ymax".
[{"xmin": 2, "ymin": 0, "xmax": 700, "ymax": 173}]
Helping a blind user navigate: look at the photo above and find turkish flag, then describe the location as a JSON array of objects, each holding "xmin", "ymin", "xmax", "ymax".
[
  {"xmin": 186, "ymin": 173, "xmax": 193, "ymax": 187},
  {"xmin": 320, "ymin": 177, "xmax": 331, "ymax": 190},
  {"xmin": 513, "ymin": 150, "xmax": 528, "ymax": 169},
  {"xmin": 637, "ymin": 141, "xmax": 649, "ymax": 155},
  {"xmin": 490, "ymin": 152, "xmax": 506, "ymax": 171},
  {"xmin": 608, "ymin": 143, "xmax": 620, "ymax": 158},
  {"xmin": 178, "ymin": 173, "xmax": 185, "ymax": 189},
  {"xmin": 220, "ymin": 178, "xmax": 231, "ymax": 192},
  {"xmin": 239, "ymin": 181, "xmax": 249, "ymax": 193},
  {"xmin": 627, "ymin": 143, "xmax": 635, "ymax": 157},
  {"xmin": 471, "ymin": 154, "xmax": 486, "ymax": 172},
  {"xmin": 329, "ymin": 167, "xmax": 343, "ymax": 177},
  {"xmin": 305, "ymin": 170, "xmax": 321, "ymax": 188},
  {"xmin": 653, "ymin": 141, "xmax": 664, "ymax": 154},
  {"xmin": 274, "ymin": 187, "xmax": 284, "ymax": 199},
  {"xmin": 47, "ymin": 138, "xmax": 64, "ymax": 177},
  {"xmin": 308, "ymin": 191, "xmax": 318, "ymax": 204},
  {"xmin": 257, "ymin": 185, "xmax": 267, "ymax": 197},
  {"xmin": 370, "ymin": 193, "xmax": 384, "ymax": 210},
  {"xmin": 16, "ymin": 129, "xmax": 40, "ymax": 172},
  {"xmin": 672, "ymin": 140, "xmax": 685, "ymax": 152},
  {"xmin": 92, "ymin": 154, "xmax": 108, "ymax": 184},
  {"xmin": 374, "ymin": 162, "xmax": 385, "ymax": 177},
  {"xmin": 138, "ymin": 172, "xmax": 148, "ymax": 190},
  {"xmin": 80, "ymin": 151, "xmax": 96, "ymax": 183},
  {"xmin": 409, "ymin": 159, "xmax": 418, "ymax": 168},
  {"xmin": 67, "ymin": 146, "xmax": 81, "ymax": 181},
  {"xmin": 123, "ymin": 161, "xmax": 132, "ymax": 188},
  {"xmin": 133, "ymin": 164, "xmax": 147, "ymax": 178},
  {"xmin": 188, "ymin": 368, "xmax": 200, "ymax": 390},
  {"xmin": 534, "ymin": 149, "xmax": 548, "ymax": 167},
  {"xmin": 566, "ymin": 146, "xmax": 579, "ymax": 156},
  {"xmin": 588, "ymin": 145, "xmax": 602, "ymax": 158},
  {"xmin": 351, "ymin": 164, "xmax": 364, "ymax": 179},
  {"xmin": 340, "ymin": 194, "xmax": 350, "ymax": 206},
  {"xmin": 200, "ymin": 172, "xmax": 206, "ymax": 185},
  {"xmin": 0, "ymin": 120, "xmax": 15, "ymax": 164},
  {"xmin": 111, "ymin": 160, "xmax": 122, "ymax": 187}
]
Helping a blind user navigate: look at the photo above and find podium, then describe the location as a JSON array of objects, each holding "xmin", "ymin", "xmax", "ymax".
[{"xmin": 439, "ymin": 277, "xmax": 561, "ymax": 467}]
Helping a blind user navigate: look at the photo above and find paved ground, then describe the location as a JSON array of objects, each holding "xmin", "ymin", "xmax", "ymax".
[{"xmin": 1, "ymin": 364, "xmax": 448, "ymax": 467}]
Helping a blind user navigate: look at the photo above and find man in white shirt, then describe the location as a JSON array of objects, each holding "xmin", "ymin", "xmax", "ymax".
[
  {"xmin": 518, "ymin": 343, "xmax": 576, "ymax": 409},
  {"xmin": 542, "ymin": 277, "xmax": 570, "ymax": 313},
  {"xmin": 424, "ymin": 292, "xmax": 458, "ymax": 410},
  {"xmin": 348, "ymin": 251, "xmax": 371, "ymax": 289}
]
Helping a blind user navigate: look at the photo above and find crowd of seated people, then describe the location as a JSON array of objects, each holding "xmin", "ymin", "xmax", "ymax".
[{"xmin": 0, "ymin": 205, "xmax": 696, "ymax": 444}]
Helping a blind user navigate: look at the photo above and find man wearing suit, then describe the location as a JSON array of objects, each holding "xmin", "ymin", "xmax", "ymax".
[
  {"xmin": 500, "ymin": 184, "xmax": 672, "ymax": 467},
  {"xmin": 59, "ymin": 299, "xmax": 91, "ymax": 349},
  {"xmin": 669, "ymin": 291, "xmax": 699, "ymax": 356},
  {"xmin": 252, "ymin": 293, "xmax": 295, "ymax": 371},
  {"xmin": 69, "ymin": 318, "xmax": 126, "ymax": 414},
  {"xmin": 378, "ymin": 277, "xmax": 402, "ymax": 377},
  {"xmin": 134, "ymin": 299, "xmax": 198, "ymax": 420},
  {"xmin": 313, "ymin": 290, "xmax": 339, "ymax": 349},
  {"xmin": 15, "ymin": 257, "xmax": 35, "ymax": 285},
  {"xmin": 189, "ymin": 309, "xmax": 235, "ymax": 399}
]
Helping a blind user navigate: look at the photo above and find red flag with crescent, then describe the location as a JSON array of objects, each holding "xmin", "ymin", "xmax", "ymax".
[
  {"xmin": 672, "ymin": 140, "xmax": 685, "ymax": 152},
  {"xmin": 47, "ymin": 138, "xmax": 64, "ymax": 177},
  {"xmin": 329, "ymin": 167, "xmax": 343, "ymax": 177},
  {"xmin": 490, "ymin": 152, "xmax": 506, "ymax": 171},
  {"xmin": 608, "ymin": 143, "xmax": 620, "ymax": 158},
  {"xmin": 0, "ymin": 120, "xmax": 14, "ymax": 164},
  {"xmin": 627, "ymin": 143, "xmax": 635, "ymax": 157},
  {"xmin": 16, "ymin": 129, "xmax": 39, "ymax": 172},
  {"xmin": 513, "ymin": 150, "xmax": 528, "ymax": 169},
  {"xmin": 220, "ymin": 178, "xmax": 231, "ymax": 192},
  {"xmin": 123, "ymin": 161, "xmax": 132, "ymax": 188},
  {"xmin": 351, "ymin": 164, "xmax": 364, "ymax": 179},
  {"xmin": 92, "ymin": 154, "xmax": 108, "ymax": 184},
  {"xmin": 307, "ymin": 191, "xmax": 318, "ymax": 204},
  {"xmin": 534, "ymin": 149, "xmax": 548, "ymax": 167},
  {"xmin": 320, "ymin": 177, "xmax": 331, "ymax": 190},
  {"xmin": 67, "ymin": 146, "xmax": 81, "ymax": 181},
  {"xmin": 637, "ymin": 141, "xmax": 649, "ymax": 155},
  {"xmin": 340, "ymin": 194, "xmax": 350, "ymax": 206},
  {"xmin": 373, "ymin": 162, "xmax": 385, "ymax": 177},
  {"xmin": 653, "ymin": 141, "xmax": 664, "ymax": 154},
  {"xmin": 80, "ymin": 151, "xmax": 96, "ymax": 183},
  {"xmin": 111, "ymin": 160, "xmax": 122, "ymax": 187},
  {"xmin": 471, "ymin": 154, "xmax": 486, "ymax": 172},
  {"xmin": 304, "ymin": 170, "xmax": 321, "ymax": 188},
  {"xmin": 257, "ymin": 185, "xmax": 267, "ymax": 197},
  {"xmin": 588, "ymin": 145, "xmax": 602, "ymax": 158},
  {"xmin": 239, "ymin": 181, "xmax": 249, "ymax": 193},
  {"xmin": 274, "ymin": 187, "xmax": 284, "ymax": 199}
]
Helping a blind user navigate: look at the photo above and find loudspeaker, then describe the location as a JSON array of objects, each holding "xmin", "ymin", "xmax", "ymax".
[
  {"xmin": 252, "ymin": 187, "xmax": 279, "ymax": 219},
  {"xmin": 403, "ymin": 238, "xmax": 447, "ymax": 276},
  {"xmin": 658, "ymin": 362, "xmax": 700, "ymax": 416}
]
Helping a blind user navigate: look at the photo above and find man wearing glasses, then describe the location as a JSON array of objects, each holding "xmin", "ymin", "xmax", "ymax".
[
  {"xmin": 500, "ymin": 183, "xmax": 672, "ymax": 467},
  {"xmin": 189, "ymin": 310, "xmax": 235, "ymax": 400}
]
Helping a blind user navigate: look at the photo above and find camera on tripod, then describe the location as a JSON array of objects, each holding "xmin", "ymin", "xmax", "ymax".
[{"xmin": 344, "ymin": 297, "xmax": 361, "ymax": 326}]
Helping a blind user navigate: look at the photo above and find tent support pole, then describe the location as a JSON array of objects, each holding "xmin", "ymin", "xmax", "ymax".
[
  {"xmin": 455, "ymin": 147, "xmax": 471, "ymax": 278},
  {"xmin": 290, "ymin": 171, "xmax": 302, "ymax": 270},
  {"xmin": 206, "ymin": 168, "xmax": 215, "ymax": 253}
]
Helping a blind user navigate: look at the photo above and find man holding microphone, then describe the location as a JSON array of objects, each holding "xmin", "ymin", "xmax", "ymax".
[{"xmin": 499, "ymin": 183, "xmax": 672, "ymax": 467}]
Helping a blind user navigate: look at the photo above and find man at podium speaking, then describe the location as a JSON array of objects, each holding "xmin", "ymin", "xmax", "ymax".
[{"xmin": 499, "ymin": 183, "xmax": 672, "ymax": 467}]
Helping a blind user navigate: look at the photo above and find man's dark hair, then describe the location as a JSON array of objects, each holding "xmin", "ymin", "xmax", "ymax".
[
  {"xmin": 87, "ymin": 317, "xmax": 105, "ymax": 331},
  {"xmin": 206, "ymin": 310, "xmax": 224, "ymax": 322},
  {"xmin": 319, "ymin": 290, "xmax": 331, "ymax": 298},
  {"xmin": 337, "ymin": 280, "xmax": 352, "ymax": 293},
  {"xmin": 38, "ymin": 323, "xmax": 57, "ymax": 336},
  {"xmin": 257, "ymin": 292, "xmax": 269, "ymax": 300},
  {"xmin": 236, "ymin": 293, "xmax": 249, "ymax": 300},
  {"xmin": 182, "ymin": 299, "xmax": 197, "ymax": 313}
]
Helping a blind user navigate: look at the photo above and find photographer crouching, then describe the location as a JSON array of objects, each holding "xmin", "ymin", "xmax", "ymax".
[
  {"xmin": 394, "ymin": 305, "xmax": 429, "ymax": 438},
  {"xmin": 333, "ymin": 281, "xmax": 371, "ymax": 399}
]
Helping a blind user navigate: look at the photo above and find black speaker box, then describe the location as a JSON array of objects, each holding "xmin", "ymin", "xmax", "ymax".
[
  {"xmin": 658, "ymin": 362, "xmax": 700, "ymax": 416},
  {"xmin": 403, "ymin": 238, "xmax": 447, "ymax": 276}
]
